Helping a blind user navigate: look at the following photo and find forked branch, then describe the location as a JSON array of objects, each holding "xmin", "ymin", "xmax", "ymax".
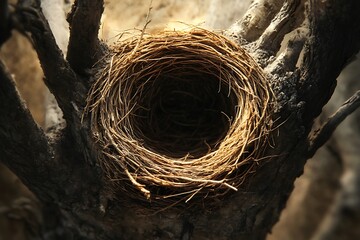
[
  {"xmin": 0, "ymin": 0, "xmax": 360, "ymax": 239},
  {"xmin": 14, "ymin": 0, "xmax": 79, "ymax": 119}
]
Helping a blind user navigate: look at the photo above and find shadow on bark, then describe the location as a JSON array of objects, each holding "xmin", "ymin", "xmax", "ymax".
[{"xmin": 0, "ymin": 0, "xmax": 360, "ymax": 239}]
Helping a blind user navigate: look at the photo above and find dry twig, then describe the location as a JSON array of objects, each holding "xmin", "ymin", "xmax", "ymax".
[{"xmin": 85, "ymin": 29, "xmax": 273, "ymax": 209}]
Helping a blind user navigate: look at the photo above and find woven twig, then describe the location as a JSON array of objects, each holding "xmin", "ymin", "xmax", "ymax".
[{"xmin": 85, "ymin": 28, "xmax": 273, "ymax": 208}]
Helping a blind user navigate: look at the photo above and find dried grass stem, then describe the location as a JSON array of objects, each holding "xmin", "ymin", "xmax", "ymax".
[{"xmin": 86, "ymin": 29, "xmax": 272, "ymax": 207}]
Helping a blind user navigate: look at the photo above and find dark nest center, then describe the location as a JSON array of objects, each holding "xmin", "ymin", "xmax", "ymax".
[
  {"xmin": 133, "ymin": 70, "xmax": 237, "ymax": 158},
  {"xmin": 87, "ymin": 29, "xmax": 273, "ymax": 205}
]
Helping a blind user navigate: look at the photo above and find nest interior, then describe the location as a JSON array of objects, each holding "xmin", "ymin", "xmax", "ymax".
[
  {"xmin": 133, "ymin": 67, "xmax": 237, "ymax": 158},
  {"xmin": 86, "ymin": 29, "xmax": 272, "ymax": 207}
]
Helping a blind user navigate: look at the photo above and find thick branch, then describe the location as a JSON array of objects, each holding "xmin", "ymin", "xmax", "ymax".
[
  {"xmin": 0, "ymin": 0, "xmax": 11, "ymax": 45},
  {"xmin": 308, "ymin": 90, "xmax": 360, "ymax": 156},
  {"xmin": 14, "ymin": 0, "xmax": 83, "ymax": 120},
  {"xmin": 227, "ymin": 0, "xmax": 285, "ymax": 43},
  {"xmin": 0, "ymin": 61, "xmax": 53, "ymax": 200},
  {"xmin": 67, "ymin": 0, "xmax": 104, "ymax": 77},
  {"xmin": 226, "ymin": 0, "xmax": 306, "ymax": 71},
  {"xmin": 265, "ymin": 27, "xmax": 306, "ymax": 75},
  {"xmin": 311, "ymin": 84, "xmax": 360, "ymax": 240},
  {"xmin": 1, "ymin": 0, "xmax": 359, "ymax": 239},
  {"xmin": 256, "ymin": 0, "xmax": 304, "ymax": 55},
  {"xmin": 299, "ymin": 0, "xmax": 360, "ymax": 123}
]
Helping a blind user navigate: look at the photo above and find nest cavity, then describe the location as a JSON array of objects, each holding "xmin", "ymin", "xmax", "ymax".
[{"xmin": 86, "ymin": 29, "xmax": 272, "ymax": 207}]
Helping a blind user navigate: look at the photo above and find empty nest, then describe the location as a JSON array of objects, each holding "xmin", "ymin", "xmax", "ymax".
[{"xmin": 86, "ymin": 28, "xmax": 273, "ymax": 208}]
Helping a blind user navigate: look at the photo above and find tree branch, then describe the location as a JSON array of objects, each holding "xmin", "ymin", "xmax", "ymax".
[
  {"xmin": 67, "ymin": 0, "xmax": 105, "ymax": 77},
  {"xmin": 310, "ymin": 82, "xmax": 360, "ymax": 240},
  {"xmin": 256, "ymin": 0, "xmax": 304, "ymax": 56},
  {"xmin": 1, "ymin": 0, "xmax": 360, "ymax": 239},
  {"xmin": 14, "ymin": 0, "xmax": 85, "ymax": 121},
  {"xmin": 299, "ymin": 0, "xmax": 360, "ymax": 123},
  {"xmin": 308, "ymin": 90, "xmax": 360, "ymax": 156},
  {"xmin": 0, "ymin": 60, "xmax": 53, "ymax": 200},
  {"xmin": 227, "ymin": 0, "xmax": 285, "ymax": 43},
  {"xmin": 265, "ymin": 27, "xmax": 307, "ymax": 75},
  {"xmin": 0, "ymin": 0, "xmax": 11, "ymax": 45},
  {"xmin": 225, "ymin": 0, "xmax": 304, "ymax": 63}
]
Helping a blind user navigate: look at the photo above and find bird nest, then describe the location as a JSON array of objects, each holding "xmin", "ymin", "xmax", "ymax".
[{"xmin": 86, "ymin": 29, "xmax": 273, "ymax": 208}]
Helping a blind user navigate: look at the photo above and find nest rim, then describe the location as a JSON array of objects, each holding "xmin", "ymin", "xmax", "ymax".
[{"xmin": 86, "ymin": 28, "xmax": 273, "ymax": 209}]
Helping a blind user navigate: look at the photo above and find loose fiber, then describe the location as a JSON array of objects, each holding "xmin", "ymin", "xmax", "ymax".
[{"xmin": 85, "ymin": 28, "xmax": 273, "ymax": 208}]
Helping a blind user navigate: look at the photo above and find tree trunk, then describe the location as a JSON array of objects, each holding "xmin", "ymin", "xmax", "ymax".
[
  {"xmin": 0, "ymin": 0, "xmax": 360, "ymax": 239},
  {"xmin": 268, "ymin": 51, "xmax": 360, "ymax": 240}
]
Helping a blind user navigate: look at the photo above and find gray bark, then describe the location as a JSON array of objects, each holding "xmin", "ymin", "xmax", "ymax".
[{"xmin": 0, "ymin": 0, "xmax": 360, "ymax": 239}]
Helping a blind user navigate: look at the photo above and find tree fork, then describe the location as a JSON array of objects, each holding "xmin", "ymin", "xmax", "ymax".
[{"xmin": 0, "ymin": 0, "xmax": 360, "ymax": 239}]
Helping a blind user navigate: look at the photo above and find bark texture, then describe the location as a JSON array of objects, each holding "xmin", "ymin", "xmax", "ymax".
[{"xmin": 0, "ymin": 0, "xmax": 360, "ymax": 239}]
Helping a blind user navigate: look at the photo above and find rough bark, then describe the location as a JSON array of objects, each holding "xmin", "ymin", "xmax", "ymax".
[
  {"xmin": 67, "ymin": 0, "xmax": 104, "ymax": 77},
  {"xmin": 0, "ymin": 0, "xmax": 360, "ymax": 239},
  {"xmin": 311, "ymin": 61, "xmax": 360, "ymax": 240}
]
